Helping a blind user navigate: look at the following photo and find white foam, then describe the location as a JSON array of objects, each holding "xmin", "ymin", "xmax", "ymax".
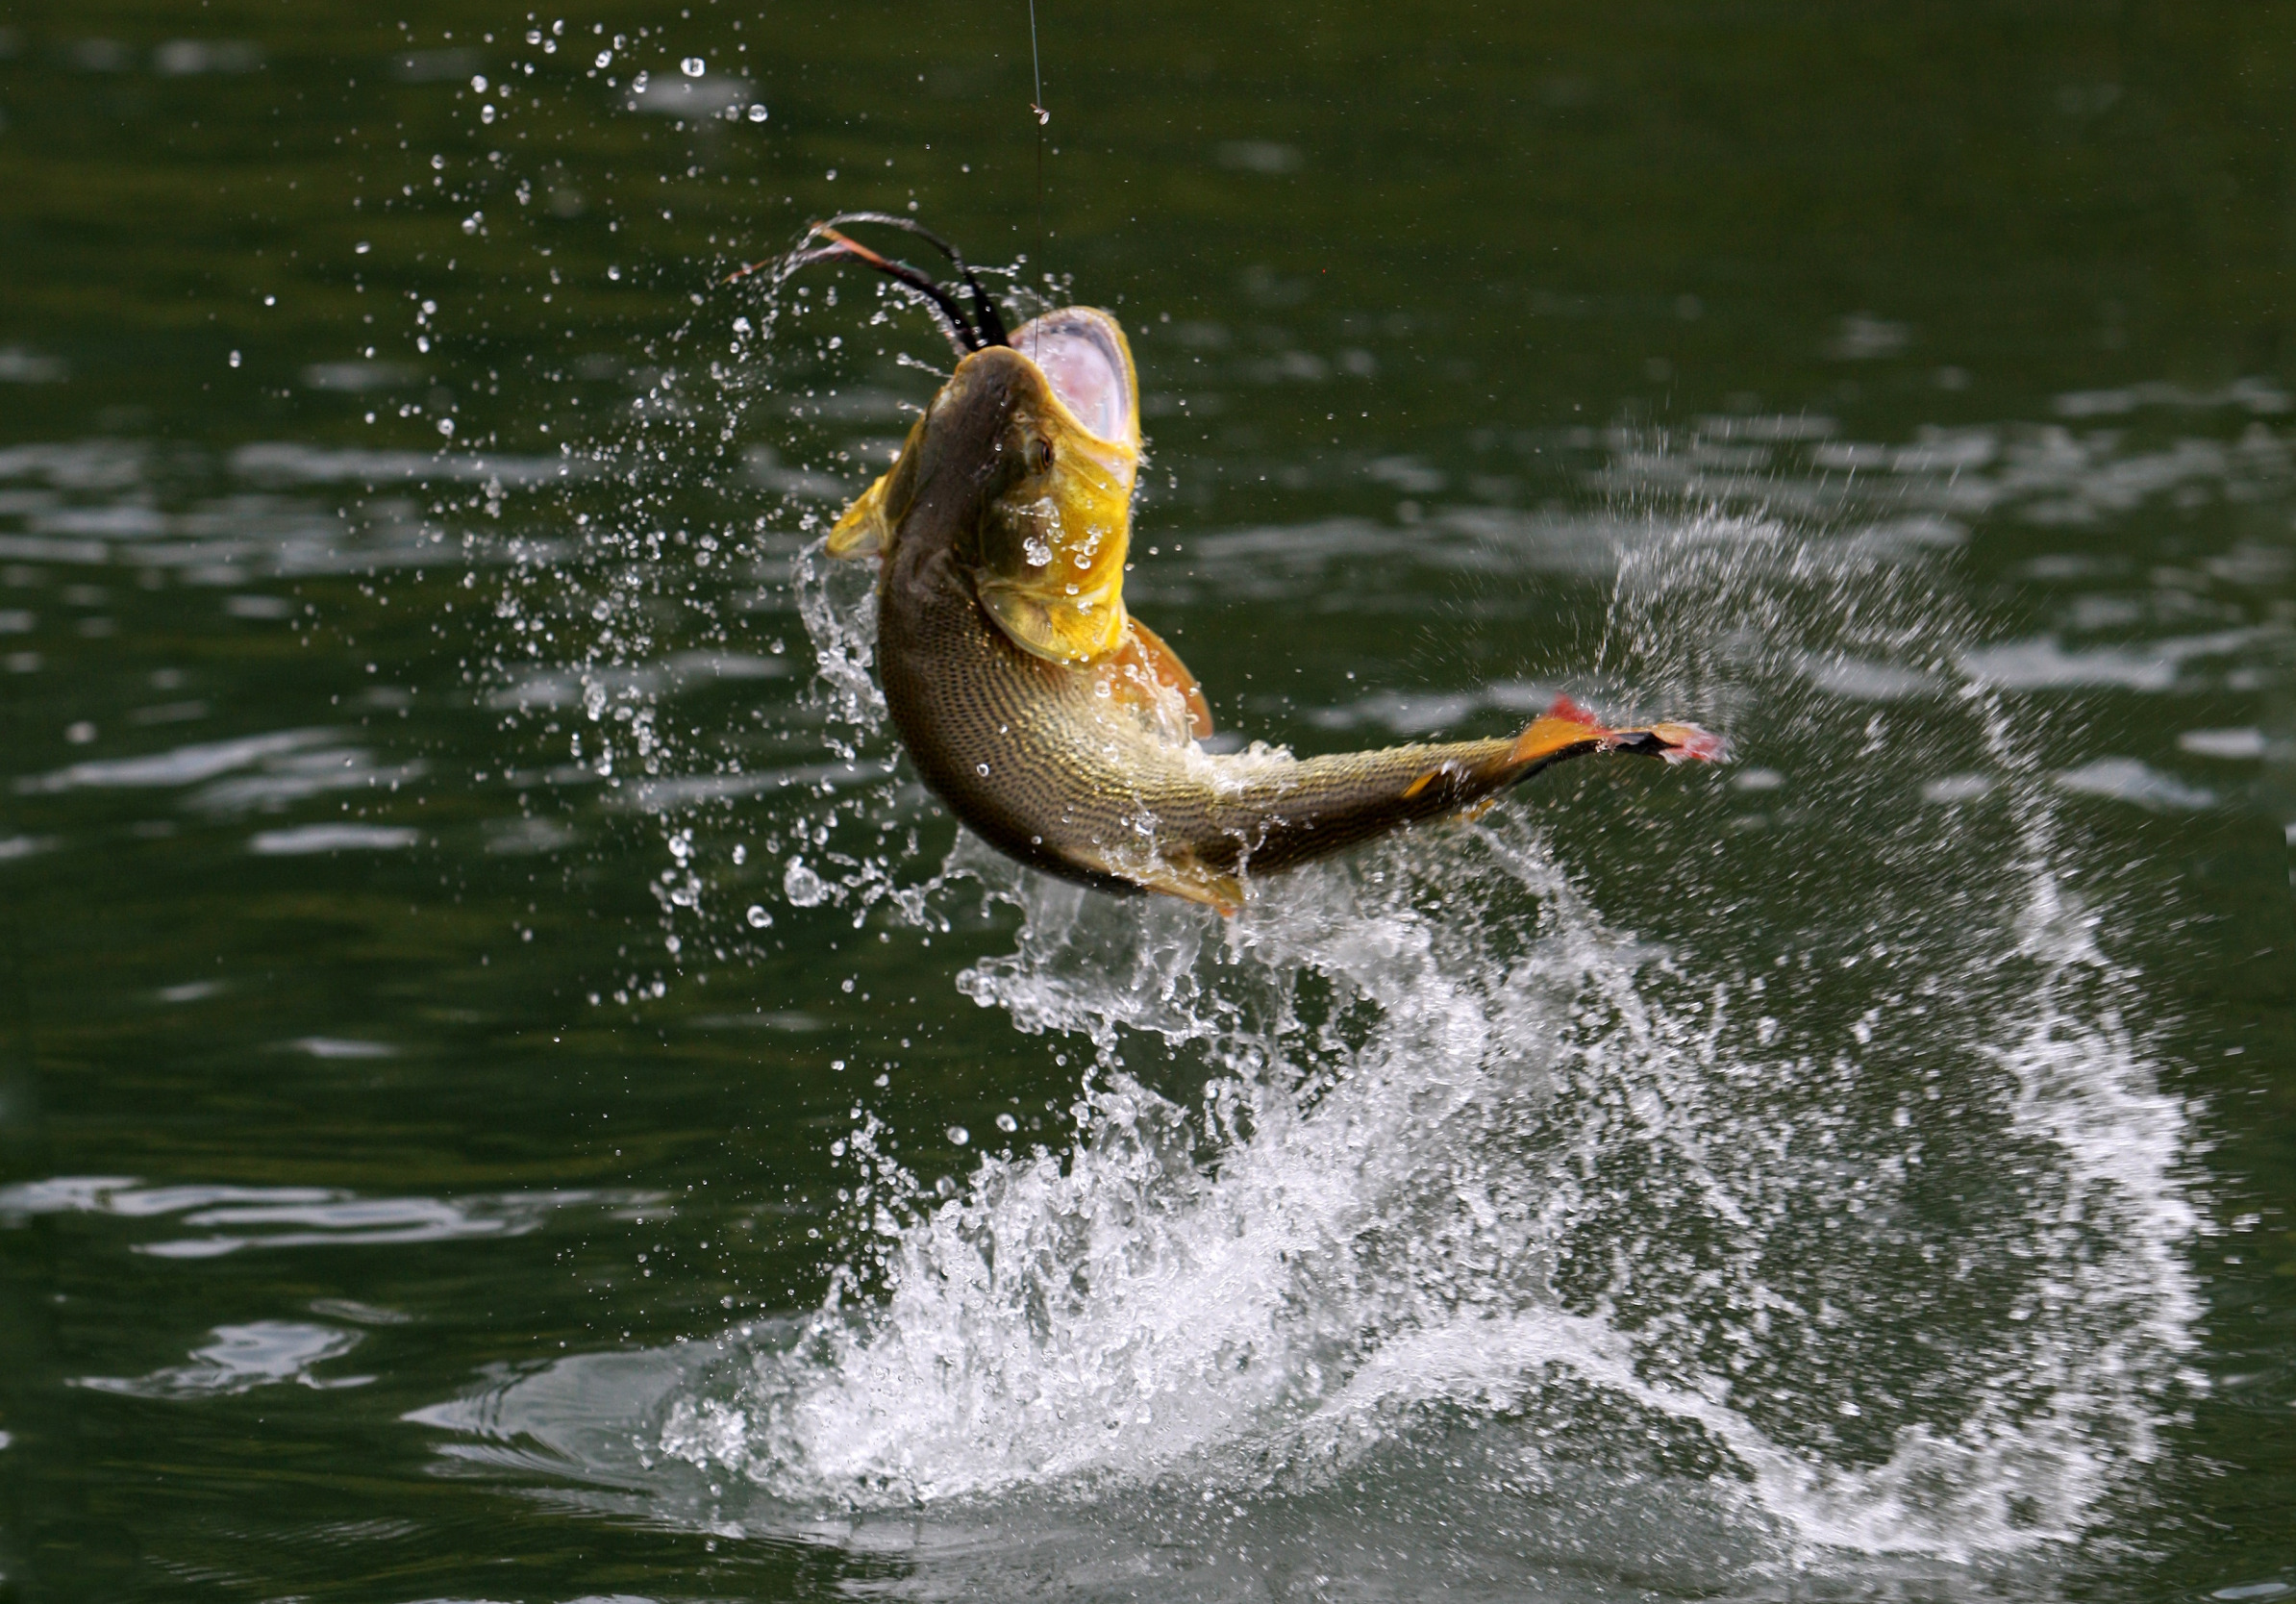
[{"xmin": 659, "ymin": 842, "xmax": 2196, "ymax": 1576}]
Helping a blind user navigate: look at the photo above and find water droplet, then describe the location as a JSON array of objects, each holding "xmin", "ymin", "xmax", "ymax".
[
  {"xmin": 746, "ymin": 904, "xmax": 772, "ymax": 929},
  {"xmin": 784, "ymin": 858, "xmax": 830, "ymax": 907},
  {"xmin": 682, "ymin": 57, "xmax": 706, "ymax": 77},
  {"xmin": 947, "ymin": 1126, "xmax": 969, "ymax": 1146}
]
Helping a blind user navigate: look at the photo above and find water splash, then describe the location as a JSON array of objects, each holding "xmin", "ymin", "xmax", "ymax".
[
  {"xmin": 406, "ymin": 224, "xmax": 2212, "ymax": 1581},
  {"xmin": 633, "ymin": 513, "xmax": 2202, "ymax": 1586}
]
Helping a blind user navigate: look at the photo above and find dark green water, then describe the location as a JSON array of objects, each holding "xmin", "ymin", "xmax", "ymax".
[{"xmin": 3, "ymin": 2, "xmax": 2293, "ymax": 1598}]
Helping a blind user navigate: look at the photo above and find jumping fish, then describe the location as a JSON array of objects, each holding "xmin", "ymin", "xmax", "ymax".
[{"xmin": 769, "ymin": 217, "xmax": 1722, "ymax": 912}]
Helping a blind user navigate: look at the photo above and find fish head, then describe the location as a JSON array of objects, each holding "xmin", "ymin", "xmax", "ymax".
[{"xmin": 828, "ymin": 307, "xmax": 1141, "ymax": 665}]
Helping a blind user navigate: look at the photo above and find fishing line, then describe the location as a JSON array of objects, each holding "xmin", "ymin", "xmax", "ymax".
[{"xmin": 1027, "ymin": 0, "xmax": 1047, "ymax": 278}]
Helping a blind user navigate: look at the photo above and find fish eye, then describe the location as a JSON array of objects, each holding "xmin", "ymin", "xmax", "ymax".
[{"xmin": 1031, "ymin": 438, "xmax": 1055, "ymax": 474}]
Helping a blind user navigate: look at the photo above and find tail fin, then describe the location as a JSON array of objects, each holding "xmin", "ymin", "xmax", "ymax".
[{"xmin": 1508, "ymin": 694, "xmax": 1727, "ymax": 771}]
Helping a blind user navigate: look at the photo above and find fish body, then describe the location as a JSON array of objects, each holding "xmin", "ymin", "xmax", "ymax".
[{"xmin": 827, "ymin": 307, "xmax": 1717, "ymax": 910}]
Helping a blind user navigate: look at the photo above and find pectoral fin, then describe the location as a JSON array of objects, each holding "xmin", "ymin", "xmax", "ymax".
[
  {"xmin": 1108, "ymin": 617, "xmax": 1214, "ymax": 739},
  {"xmin": 1122, "ymin": 857, "xmax": 1245, "ymax": 915},
  {"xmin": 1067, "ymin": 840, "xmax": 1245, "ymax": 915},
  {"xmin": 827, "ymin": 471, "xmax": 894, "ymax": 558},
  {"xmin": 1508, "ymin": 698, "xmax": 1612, "ymax": 768},
  {"xmin": 827, "ymin": 416, "xmax": 928, "ymax": 560}
]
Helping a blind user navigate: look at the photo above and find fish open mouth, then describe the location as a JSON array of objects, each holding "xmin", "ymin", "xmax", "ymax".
[{"xmin": 1014, "ymin": 308, "xmax": 1136, "ymax": 446}]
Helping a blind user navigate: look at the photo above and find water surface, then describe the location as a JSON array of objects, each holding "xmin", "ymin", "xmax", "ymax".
[{"xmin": 2, "ymin": 4, "xmax": 2293, "ymax": 1599}]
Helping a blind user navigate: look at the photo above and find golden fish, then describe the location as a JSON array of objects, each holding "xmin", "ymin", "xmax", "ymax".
[{"xmin": 780, "ymin": 218, "xmax": 1721, "ymax": 912}]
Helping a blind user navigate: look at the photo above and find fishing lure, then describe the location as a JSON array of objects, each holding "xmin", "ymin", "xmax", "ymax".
[{"xmin": 763, "ymin": 216, "xmax": 1721, "ymax": 911}]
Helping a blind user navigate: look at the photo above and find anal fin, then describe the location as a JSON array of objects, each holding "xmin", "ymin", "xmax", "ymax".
[
  {"xmin": 1132, "ymin": 863, "xmax": 1245, "ymax": 915},
  {"xmin": 1071, "ymin": 840, "xmax": 1243, "ymax": 915}
]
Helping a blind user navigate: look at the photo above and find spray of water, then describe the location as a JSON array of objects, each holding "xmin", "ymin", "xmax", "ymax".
[
  {"xmin": 631, "ymin": 512, "xmax": 2202, "ymax": 1586},
  {"xmin": 372, "ymin": 55, "xmax": 2225, "ymax": 1594}
]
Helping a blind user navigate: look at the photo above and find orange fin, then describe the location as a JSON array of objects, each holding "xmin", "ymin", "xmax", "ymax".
[
  {"xmin": 1403, "ymin": 762, "xmax": 1468, "ymax": 800},
  {"xmin": 1107, "ymin": 616, "xmax": 1214, "ymax": 739},
  {"xmin": 1071, "ymin": 841, "xmax": 1242, "ymax": 914},
  {"xmin": 1510, "ymin": 695, "xmax": 1612, "ymax": 766},
  {"xmin": 1134, "ymin": 863, "xmax": 1244, "ymax": 915},
  {"xmin": 1509, "ymin": 694, "xmax": 1727, "ymax": 769}
]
